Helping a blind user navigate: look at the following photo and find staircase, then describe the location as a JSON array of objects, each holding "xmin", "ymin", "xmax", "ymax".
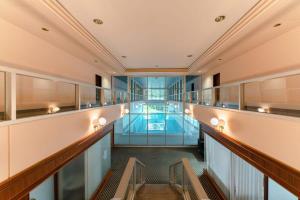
[
  {"xmin": 111, "ymin": 157, "xmax": 208, "ymax": 200},
  {"xmin": 135, "ymin": 184, "xmax": 183, "ymax": 200}
]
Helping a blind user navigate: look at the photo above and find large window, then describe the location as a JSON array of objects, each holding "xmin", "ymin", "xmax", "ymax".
[{"xmin": 115, "ymin": 76, "xmax": 200, "ymax": 146}]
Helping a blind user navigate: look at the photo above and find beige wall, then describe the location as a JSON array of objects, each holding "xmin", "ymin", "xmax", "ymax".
[
  {"xmin": 203, "ymin": 26, "xmax": 300, "ymax": 88},
  {"xmin": 0, "ymin": 104, "xmax": 126, "ymax": 183},
  {"xmin": 0, "ymin": 18, "xmax": 111, "ymax": 88},
  {"xmin": 0, "ymin": 126, "xmax": 9, "ymax": 182},
  {"xmin": 188, "ymin": 104, "xmax": 300, "ymax": 170}
]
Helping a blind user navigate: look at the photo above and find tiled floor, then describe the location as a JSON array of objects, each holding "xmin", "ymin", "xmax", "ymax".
[{"xmin": 96, "ymin": 147, "xmax": 220, "ymax": 200}]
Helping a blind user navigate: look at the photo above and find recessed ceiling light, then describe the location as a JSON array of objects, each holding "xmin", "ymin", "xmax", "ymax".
[
  {"xmin": 273, "ymin": 23, "xmax": 281, "ymax": 27},
  {"xmin": 112, "ymin": 71, "xmax": 116, "ymax": 74},
  {"xmin": 94, "ymin": 59, "xmax": 98, "ymax": 63},
  {"xmin": 218, "ymin": 58, "xmax": 222, "ymax": 61},
  {"xmin": 215, "ymin": 15, "xmax": 226, "ymax": 22},
  {"xmin": 121, "ymin": 56, "xmax": 127, "ymax": 58},
  {"xmin": 41, "ymin": 27, "xmax": 49, "ymax": 32},
  {"xmin": 93, "ymin": 18, "xmax": 103, "ymax": 25},
  {"xmin": 187, "ymin": 54, "xmax": 193, "ymax": 58}
]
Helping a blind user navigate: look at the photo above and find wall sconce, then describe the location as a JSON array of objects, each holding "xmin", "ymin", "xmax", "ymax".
[
  {"xmin": 48, "ymin": 106, "xmax": 60, "ymax": 114},
  {"xmin": 257, "ymin": 107, "xmax": 269, "ymax": 113},
  {"xmin": 93, "ymin": 117, "xmax": 107, "ymax": 130},
  {"xmin": 185, "ymin": 108, "xmax": 191, "ymax": 114},
  {"xmin": 124, "ymin": 108, "xmax": 129, "ymax": 114},
  {"xmin": 210, "ymin": 117, "xmax": 225, "ymax": 132}
]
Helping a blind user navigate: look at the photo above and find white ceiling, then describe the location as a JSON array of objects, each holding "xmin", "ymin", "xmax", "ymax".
[{"xmin": 58, "ymin": 0, "xmax": 259, "ymax": 68}]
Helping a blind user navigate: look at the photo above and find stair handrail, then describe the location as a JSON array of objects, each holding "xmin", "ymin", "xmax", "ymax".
[
  {"xmin": 111, "ymin": 157, "xmax": 146, "ymax": 200},
  {"xmin": 169, "ymin": 158, "xmax": 208, "ymax": 200}
]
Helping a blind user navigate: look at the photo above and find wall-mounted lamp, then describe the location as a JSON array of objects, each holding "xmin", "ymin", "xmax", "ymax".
[
  {"xmin": 93, "ymin": 117, "xmax": 107, "ymax": 130},
  {"xmin": 48, "ymin": 106, "xmax": 60, "ymax": 114},
  {"xmin": 257, "ymin": 107, "xmax": 269, "ymax": 113},
  {"xmin": 210, "ymin": 117, "xmax": 225, "ymax": 132},
  {"xmin": 185, "ymin": 108, "xmax": 191, "ymax": 114},
  {"xmin": 122, "ymin": 108, "xmax": 130, "ymax": 116}
]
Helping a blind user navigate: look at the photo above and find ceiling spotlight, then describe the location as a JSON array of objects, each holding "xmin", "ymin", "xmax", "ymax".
[
  {"xmin": 121, "ymin": 56, "xmax": 127, "ymax": 58},
  {"xmin": 215, "ymin": 15, "xmax": 226, "ymax": 22},
  {"xmin": 187, "ymin": 54, "xmax": 193, "ymax": 58},
  {"xmin": 41, "ymin": 27, "xmax": 49, "ymax": 32},
  {"xmin": 93, "ymin": 18, "xmax": 103, "ymax": 25},
  {"xmin": 273, "ymin": 23, "xmax": 281, "ymax": 27}
]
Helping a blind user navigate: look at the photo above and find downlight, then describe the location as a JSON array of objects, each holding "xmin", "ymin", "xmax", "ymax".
[
  {"xmin": 187, "ymin": 54, "xmax": 193, "ymax": 58},
  {"xmin": 93, "ymin": 18, "xmax": 103, "ymax": 25},
  {"xmin": 215, "ymin": 15, "xmax": 226, "ymax": 22},
  {"xmin": 273, "ymin": 23, "xmax": 281, "ymax": 27},
  {"xmin": 41, "ymin": 27, "xmax": 49, "ymax": 32}
]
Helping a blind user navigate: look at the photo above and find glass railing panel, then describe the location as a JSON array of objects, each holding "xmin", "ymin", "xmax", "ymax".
[
  {"xmin": 186, "ymin": 91, "xmax": 198, "ymax": 104},
  {"xmin": 29, "ymin": 176, "xmax": 54, "ymax": 200},
  {"xmin": 216, "ymin": 85, "xmax": 239, "ymax": 109},
  {"xmin": 29, "ymin": 133, "xmax": 112, "ymax": 199},
  {"xmin": 0, "ymin": 72, "xmax": 5, "ymax": 121},
  {"xmin": 57, "ymin": 153, "xmax": 85, "ymax": 199},
  {"xmin": 16, "ymin": 74, "xmax": 76, "ymax": 118},
  {"xmin": 103, "ymin": 89, "xmax": 113, "ymax": 106},
  {"xmin": 268, "ymin": 178, "xmax": 297, "ymax": 200},
  {"xmin": 114, "ymin": 90, "xmax": 127, "ymax": 104},
  {"xmin": 243, "ymin": 74, "xmax": 300, "ymax": 117},
  {"xmin": 202, "ymin": 88, "xmax": 213, "ymax": 106},
  {"xmin": 183, "ymin": 115, "xmax": 199, "ymax": 145},
  {"xmin": 80, "ymin": 85, "xmax": 100, "ymax": 109}
]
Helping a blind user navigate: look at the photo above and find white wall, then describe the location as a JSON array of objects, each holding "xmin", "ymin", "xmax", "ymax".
[
  {"xmin": 0, "ymin": 18, "xmax": 111, "ymax": 88},
  {"xmin": 203, "ymin": 26, "xmax": 300, "ymax": 88}
]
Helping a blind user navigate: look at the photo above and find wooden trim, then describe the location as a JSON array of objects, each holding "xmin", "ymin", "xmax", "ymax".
[
  {"xmin": 0, "ymin": 122, "xmax": 114, "ymax": 200},
  {"xmin": 203, "ymin": 170, "xmax": 226, "ymax": 200},
  {"xmin": 18, "ymin": 194, "xmax": 29, "ymax": 200},
  {"xmin": 125, "ymin": 68, "xmax": 188, "ymax": 73},
  {"xmin": 264, "ymin": 175, "xmax": 268, "ymax": 200},
  {"xmin": 90, "ymin": 170, "xmax": 113, "ymax": 200},
  {"xmin": 201, "ymin": 123, "xmax": 300, "ymax": 197}
]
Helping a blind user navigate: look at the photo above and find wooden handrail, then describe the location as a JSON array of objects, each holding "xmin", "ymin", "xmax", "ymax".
[
  {"xmin": 0, "ymin": 122, "xmax": 114, "ymax": 200},
  {"xmin": 201, "ymin": 122, "xmax": 300, "ymax": 197}
]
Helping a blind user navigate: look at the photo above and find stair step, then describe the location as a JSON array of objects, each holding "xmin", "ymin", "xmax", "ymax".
[{"xmin": 135, "ymin": 184, "xmax": 183, "ymax": 200}]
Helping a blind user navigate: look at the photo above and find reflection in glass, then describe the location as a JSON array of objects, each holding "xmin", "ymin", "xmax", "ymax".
[
  {"xmin": 244, "ymin": 74, "xmax": 300, "ymax": 117},
  {"xmin": 114, "ymin": 114, "xmax": 130, "ymax": 144},
  {"xmin": 268, "ymin": 178, "xmax": 297, "ymax": 200},
  {"xmin": 216, "ymin": 86, "xmax": 239, "ymax": 109},
  {"xmin": 58, "ymin": 153, "xmax": 85, "ymax": 200},
  {"xmin": 16, "ymin": 75, "xmax": 76, "ymax": 118},
  {"xmin": 148, "ymin": 77, "xmax": 165, "ymax": 88},
  {"xmin": 0, "ymin": 72, "xmax": 5, "ymax": 121},
  {"xmin": 184, "ymin": 115, "xmax": 199, "ymax": 145},
  {"xmin": 80, "ymin": 86, "xmax": 100, "ymax": 109},
  {"xmin": 130, "ymin": 114, "xmax": 148, "ymax": 145},
  {"xmin": 166, "ymin": 114, "xmax": 183, "ymax": 145}
]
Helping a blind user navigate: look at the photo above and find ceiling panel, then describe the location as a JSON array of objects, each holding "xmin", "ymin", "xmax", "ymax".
[{"xmin": 58, "ymin": 0, "xmax": 259, "ymax": 68}]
